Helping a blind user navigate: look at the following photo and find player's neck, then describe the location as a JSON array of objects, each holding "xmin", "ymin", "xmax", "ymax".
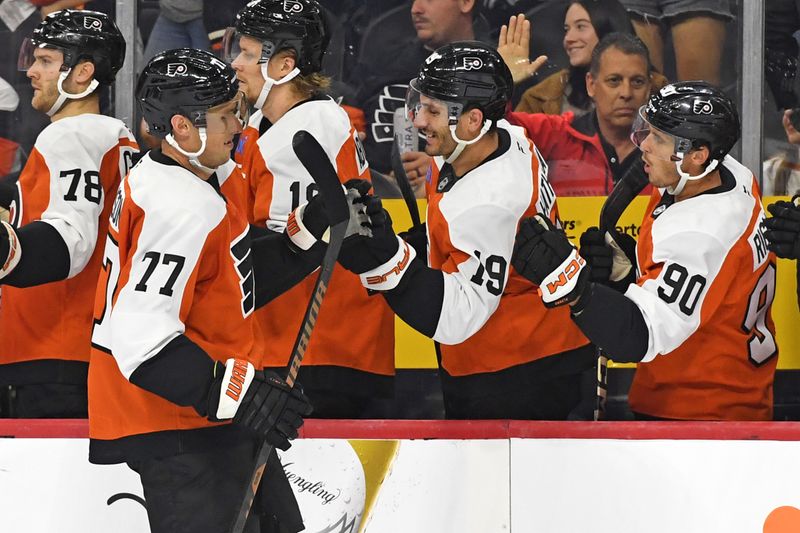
[
  {"xmin": 675, "ymin": 169, "xmax": 721, "ymax": 202},
  {"xmin": 161, "ymin": 140, "xmax": 213, "ymax": 181},
  {"xmin": 261, "ymin": 85, "xmax": 303, "ymax": 124},
  {"xmin": 450, "ymin": 131, "xmax": 498, "ymax": 177},
  {"xmin": 49, "ymin": 94, "xmax": 100, "ymax": 123}
]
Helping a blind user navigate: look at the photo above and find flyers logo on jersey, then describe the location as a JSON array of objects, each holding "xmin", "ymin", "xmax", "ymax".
[
  {"xmin": 166, "ymin": 63, "xmax": 188, "ymax": 77},
  {"xmin": 284, "ymin": 0, "xmax": 303, "ymax": 13},
  {"xmin": 83, "ymin": 17, "xmax": 103, "ymax": 30},
  {"xmin": 462, "ymin": 57, "xmax": 483, "ymax": 71}
]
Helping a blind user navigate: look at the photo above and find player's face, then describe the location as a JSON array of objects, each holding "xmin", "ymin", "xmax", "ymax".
[
  {"xmin": 26, "ymin": 48, "xmax": 63, "ymax": 113},
  {"xmin": 638, "ymin": 126, "xmax": 681, "ymax": 188},
  {"xmin": 563, "ymin": 3, "xmax": 599, "ymax": 68},
  {"xmin": 411, "ymin": 0, "xmax": 464, "ymax": 49},
  {"xmin": 230, "ymin": 35, "xmax": 267, "ymax": 106},
  {"xmin": 412, "ymin": 94, "xmax": 457, "ymax": 157},
  {"xmin": 194, "ymin": 95, "xmax": 246, "ymax": 169},
  {"xmin": 587, "ymin": 47, "xmax": 650, "ymax": 131}
]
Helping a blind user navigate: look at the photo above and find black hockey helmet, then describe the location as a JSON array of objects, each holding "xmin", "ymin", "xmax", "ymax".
[
  {"xmin": 137, "ymin": 48, "xmax": 241, "ymax": 139},
  {"xmin": 19, "ymin": 10, "xmax": 125, "ymax": 84},
  {"xmin": 409, "ymin": 40, "xmax": 513, "ymax": 123},
  {"xmin": 225, "ymin": 0, "xmax": 329, "ymax": 74},
  {"xmin": 634, "ymin": 81, "xmax": 740, "ymax": 162}
]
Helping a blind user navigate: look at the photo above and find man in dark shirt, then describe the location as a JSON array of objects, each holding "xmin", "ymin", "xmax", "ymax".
[
  {"xmin": 508, "ymin": 32, "xmax": 653, "ymax": 196},
  {"xmin": 353, "ymin": 0, "xmax": 489, "ymax": 182}
]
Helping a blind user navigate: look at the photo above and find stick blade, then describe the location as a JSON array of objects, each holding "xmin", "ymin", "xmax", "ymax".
[{"xmin": 292, "ymin": 130, "xmax": 350, "ymax": 226}]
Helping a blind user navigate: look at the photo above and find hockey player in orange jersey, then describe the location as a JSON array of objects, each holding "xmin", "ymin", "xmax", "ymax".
[
  {"xmin": 513, "ymin": 81, "xmax": 778, "ymax": 420},
  {"xmin": 87, "ymin": 48, "xmax": 340, "ymax": 533},
  {"xmin": 333, "ymin": 41, "xmax": 595, "ymax": 420},
  {"xmin": 0, "ymin": 10, "xmax": 137, "ymax": 418},
  {"xmin": 224, "ymin": 0, "xmax": 395, "ymax": 417}
]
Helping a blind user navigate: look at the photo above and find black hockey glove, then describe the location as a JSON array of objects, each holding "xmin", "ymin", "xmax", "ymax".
[
  {"xmin": 285, "ymin": 179, "xmax": 372, "ymax": 252},
  {"xmin": 579, "ymin": 227, "xmax": 636, "ymax": 292},
  {"xmin": 398, "ymin": 222, "xmax": 427, "ymax": 259},
  {"xmin": 206, "ymin": 359, "xmax": 313, "ymax": 451},
  {"xmin": 0, "ymin": 220, "xmax": 21, "ymax": 281},
  {"xmin": 764, "ymin": 197, "xmax": 800, "ymax": 259},
  {"xmin": 337, "ymin": 189, "xmax": 418, "ymax": 291},
  {"xmin": 512, "ymin": 214, "xmax": 590, "ymax": 308}
]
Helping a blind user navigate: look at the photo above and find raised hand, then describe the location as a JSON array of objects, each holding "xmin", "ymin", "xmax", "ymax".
[{"xmin": 497, "ymin": 14, "xmax": 548, "ymax": 85}]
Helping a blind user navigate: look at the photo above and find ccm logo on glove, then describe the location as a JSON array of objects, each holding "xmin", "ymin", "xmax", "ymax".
[{"xmin": 540, "ymin": 248, "xmax": 586, "ymax": 304}]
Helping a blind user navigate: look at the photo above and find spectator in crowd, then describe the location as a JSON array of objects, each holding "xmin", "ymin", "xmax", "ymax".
[
  {"xmin": 354, "ymin": 0, "xmax": 489, "ymax": 189},
  {"xmin": 508, "ymin": 32, "xmax": 653, "ymax": 196},
  {"xmin": 620, "ymin": 0, "xmax": 731, "ymax": 86},
  {"xmin": 143, "ymin": 0, "xmax": 209, "ymax": 62},
  {"xmin": 514, "ymin": 81, "xmax": 778, "ymax": 421},
  {"xmin": 335, "ymin": 41, "xmax": 596, "ymax": 420},
  {"xmin": 501, "ymin": 1, "xmax": 661, "ymax": 115},
  {"xmin": 0, "ymin": 10, "xmax": 137, "ymax": 418},
  {"xmin": 88, "ymin": 47, "xmax": 315, "ymax": 533},
  {"xmin": 227, "ymin": 0, "xmax": 396, "ymax": 418},
  {"xmin": 762, "ymin": 109, "xmax": 800, "ymax": 196}
]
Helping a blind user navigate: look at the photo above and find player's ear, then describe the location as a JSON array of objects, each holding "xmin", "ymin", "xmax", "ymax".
[
  {"xmin": 72, "ymin": 60, "xmax": 96, "ymax": 86},
  {"xmin": 170, "ymin": 114, "xmax": 192, "ymax": 140},
  {"xmin": 459, "ymin": 0, "xmax": 476, "ymax": 15},
  {"xmin": 464, "ymin": 108, "xmax": 484, "ymax": 135},
  {"xmin": 280, "ymin": 51, "xmax": 297, "ymax": 76},
  {"xmin": 689, "ymin": 145, "xmax": 711, "ymax": 167}
]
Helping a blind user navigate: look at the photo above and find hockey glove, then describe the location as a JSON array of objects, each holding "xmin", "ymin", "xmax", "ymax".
[
  {"xmin": 285, "ymin": 179, "xmax": 372, "ymax": 252},
  {"xmin": 512, "ymin": 214, "xmax": 590, "ymax": 308},
  {"xmin": 338, "ymin": 192, "xmax": 417, "ymax": 291},
  {"xmin": 764, "ymin": 197, "xmax": 800, "ymax": 259},
  {"xmin": 399, "ymin": 222, "xmax": 428, "ymax": 259},
  {"xmin": 0, "ymin": 220, "xmax": 21, "ymax": 281},
  {"xmin": 206, "ymin": 359, "xmax": 313, "ymax": 451},
  {"xmin": 579, "ymin": 227, "xmax": 636, "ymax": 291}
]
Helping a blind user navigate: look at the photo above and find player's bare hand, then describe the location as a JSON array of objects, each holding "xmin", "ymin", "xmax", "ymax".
[
  {"xmin": 401, "ymin": 151, "xmax": 431, "ymax": 189},
  {"xmin": 497, "ymin": 14, "xmax": 547, "ymax": 84}
]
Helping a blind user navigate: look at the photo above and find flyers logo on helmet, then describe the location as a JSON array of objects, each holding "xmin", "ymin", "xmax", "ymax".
[
  {"xmin": 462, "ymin": 57, "xmax": 483, "ymax": 70},
  {"xmin": 692, "ymin": 100, "xmax": 713, "ymax": 115},
  {"xmin": 166, "ymin": 63, "xmax": 188, "ymax": 77},
  {"xmin": 83, "ymin": 17, "xmax": 103, "ymax": 30},
  {"xmin": 284, "ymin": 0, "xmax": 303, "ymax": 13}
]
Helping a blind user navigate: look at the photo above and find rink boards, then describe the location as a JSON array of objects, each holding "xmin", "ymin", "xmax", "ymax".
[{"xmin": 1, "ymin": 420, "xmax": 800, "ymax": 533}]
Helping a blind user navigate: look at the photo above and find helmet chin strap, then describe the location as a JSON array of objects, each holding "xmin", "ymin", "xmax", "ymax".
[
  {"xmin": 166, "ymin": 127, "xmax": 219, "ymax": 175},
  {"xmin": 444, "ymin": 119, "xmax": 492, "ymax": 164},
  {"xmin": 666, "ymin": 153, "xmax": 719, "ymax": 196},
  {"xmin": 254, "ymin": 63, "xmax": 301, "ymax": 109},
  {"xmin": 46, "ymin": 69, "xmax": 100, "ymax": 117}
]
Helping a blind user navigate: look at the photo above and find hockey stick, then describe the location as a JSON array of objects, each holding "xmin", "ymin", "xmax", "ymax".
[
  {"xmin": 229, "ymin": 130, "xmax": 350, "ymax": 533},
  {"xmin": 391, "ymin": 110, "xmax": 422, "ymax": 230},
  {"xmin": 593, "ymin": 163, "xmax": 650, "ymax": 421}
]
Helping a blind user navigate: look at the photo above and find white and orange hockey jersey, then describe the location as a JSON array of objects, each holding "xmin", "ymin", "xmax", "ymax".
[
  {"xmin": 425, "ymin": 121, "xmax": 589, "ymax": 376},
  {"xmin": 626, "ymin": 155, "xmax": 777, "ymax": 420},
  {"xmin": 234, "ymin": 98, "xmax": 395, "ymax": 377},
  {"xmin": 0, "ymin": 114, "xmax": 137, "ymax": 375},
  {"xmin": 89, "ymin": 155, "xmax": 256, "ymax": 442}
]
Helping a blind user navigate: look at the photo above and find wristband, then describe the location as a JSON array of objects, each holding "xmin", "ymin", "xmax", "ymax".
[{"xmin": 359, "ymin": 236, "xmax": 417, "ymax": 291}]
